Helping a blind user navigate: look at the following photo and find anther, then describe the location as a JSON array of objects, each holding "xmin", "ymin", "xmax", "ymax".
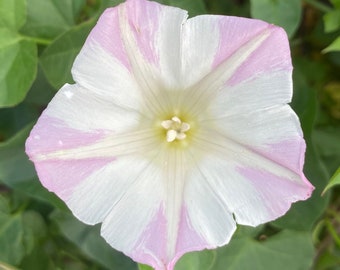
[{"xmin": 161, "ymin": 116, "xmax": 190, "ymax": 142}]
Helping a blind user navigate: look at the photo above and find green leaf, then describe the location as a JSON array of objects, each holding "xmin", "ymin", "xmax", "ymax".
[
  {"xmin": 50, "ymin": 210, "xmax": 137, "ymax": 270},
  {"xmin": 324, "ymin": 10, "xmax": 340, "ymax": 32},
  {"xmin": 0, "ymin": 194, "xmax": 10, "ymax": 214},
  {"xmin": 0, "ymin": 0, "xmax": 26, "ymax": 30},
  {"xmin": 40, "ymin": 22, "xmax": 93, "ymax": 89},
  {"xmin": 24, "ymin": 65, "xmax": 56, "ymax": 106},
  {"xmin": 0, "ymin": 124, "xmax": 65, "ymax": 209},
  {"xmin": 0, "ymin": 101, "xmax": 41, "ymax": 141},
  {"xmin": 315, "ymin": 249, "xmax": 340, "ymax": 270},
  {"xmin": 19, "ymin": 245, "xmax": 54, "ymax": 270},
  {"xmin": 331, "ymin": 0, "xmax": 340, "ymax": 9},
  {"xmin": 0, "ymin": 212, "xmax": 25, "ymax": 265},
  {"xmin": 99, "ymin": 0, "xmax": 124, "ymax": 11},
  {"xmin": 0, "ymin": 261, "xmax": 20, "ymax": 270},
  {"xmin": 157, "ymin": 0, "xmax": 207, "ymax": 16},
  {"xmin": 20, "ymin": 0, "xmax": 86, "ymax": 39},
  {"xmin": 314, "ymin": 124, "xmax": 340, "ymax": 175},
  {"xmin": 323, "ymin": 36, "xmax": 340, "ymax": 53},
  {"xmin": 138, "ymin": 264, "xmax": 153, "ymax": 270},
  {"xmin": 175, "ymin": 250, "xmax": 215, "ymax": 270},
  {"xmin": 322, "ymin": 167, "xmax": 340, "ymax": 194},
  {"xmin": 250, "ymin": 0, "xmax": 302, "ymax": 38},
  {"xmin": 212, "ymin": 230, "xmax": 314, "ymax": 270},
  {"xmin": 21, "ymin": 211, "xmax": 47, "ymax": 255},
  {"xmin": 0, "ymin": 29, "xmax": 37, "ymax": 107}
]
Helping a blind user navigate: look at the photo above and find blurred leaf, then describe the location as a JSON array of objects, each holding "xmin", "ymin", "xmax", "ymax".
[
  {"xmin": 40, "ymin": 21, "xmax": 93, "ymax": 89},
  {"xmin": 324, "ymin": 10, "xmax": 340, "ymax": 32},
  {"xmin": 0, "ymin": 194, "xmax": 10, "ymax": 214},
  {"xmin": 175, "ymin": 249, "xmax": 215, "ymax": 270},
  {"xmin": 0, "ymin": 0, "xmax": 26, "ymax": 30},
  {"xmin": 319, "ymin": 82, "xmax": 340, "ymax": 120},
  {"xmin": 19, "ymin": 245, "xmax": 53, "ymax": 270},
  {"xmin": 50, "ymin": 210, "xmax": 137, "ymax": 270},
  {"xmin": 323, "ymin": 36, "xmax": 340, "ymax": 53},
  {"xmin": 157, "ymin": 0, "xmax": 206, "ymax": 16},
  {"xmin": 20, "ymin": 0, "xmax": 86, "ymax": 39},
  {"xmin": 138, "ymin": 264, "xmax": 153, "ymax": 270},
  {"xmin": 322, "ymin": 167, "xmax": 340, "ymax": 194},
  {"xmin": 0, "ymin": 212, "xmax": 25, "ymax": 265},
  {"xmin": 24, "ymin": 65, "xmax": 55, "ymax": 106},
  {"xmin": 0, "ymin": 261, "xmax": 20, "ymax": 270},
  {"xmin": 314, "ymin": 125, "xmax": 340, "ymax": 174},
  {"xmin": 0, "ymin": 124, "xmax": 35, "ymax": 182},
  {"xmin": 0, "ymin": 124, "xmax": 65, "ymax": 209},
  {"xmin": 212, "ymin": 230, "xmax": 314, "ymax": 270},
  {"xmin": 314, "ymin": 249, "xmax": 340, "ymax": 270},
  {"xmin": 99, "ymin": 0, "xmax": 124, "ymax": 11},
  {"xmin": 250, "ymin": 0, "xmax": 301, "ymax": 38},
  {"xmin": 0, "ymin": 29, "xmax": 37, "ymax": 108},
  {"xmin": 331, "ymin": 0, "xmax": 340, "ymax": 9},
  {"xmin": 0, "ymin": 102, "xmax": 40, "ymax": 141},
  {"xmin": 21, "ymin": 210, "xmax": 47, "ymax": 254}
]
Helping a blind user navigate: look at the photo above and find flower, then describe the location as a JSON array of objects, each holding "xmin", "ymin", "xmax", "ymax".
[{"xmin": 25, "ymin": 0, "xmax": 314, "ymax": 269}]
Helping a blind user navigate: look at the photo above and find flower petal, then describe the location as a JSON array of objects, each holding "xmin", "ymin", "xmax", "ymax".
[
  {"xmin": 187, "ymin": 143, "xmax": 312, "ymax": 227},
  {"xmin": 67, "ymin": 155, "xmax": 161, "ymax": 225},
  {"xmin": 210, "ymin": 105, "xmax": 308, "ymax": 174},
  {"xmin": 179, "ymin": 15, "xmax": 221, "ymax": 87},
  {"xmin": 184, "ymin": 155, "xmax": 237, "ymax": 247},
  {"xmin": 100, "ymin": 148, "xmax": 180, "ymax": 270},
  {"xmin": 214, "ymin": 19, "xmax": 291, "ymax": 86},
  {"xmin": 72, "ymin": 0, "xmax": 188, "ymax": 117},
  {"xmin": 181, "ymin": 18, "xmax": 290, "ymax": 118},
  {"xmin": 35, "ymin": 83, "xmax": 142, "ymax": 133},
  {"xmin": 25, "ymin": 82, "xmax": 159, "ymax": 199},
  {"xmin": 207, "ymin": 70, "xmax": 293, "ymax": 118}
]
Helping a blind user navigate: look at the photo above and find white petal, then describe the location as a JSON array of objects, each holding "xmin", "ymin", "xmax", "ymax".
[
  {"xmin": 72, "ymin": 0, "xmax": 189, "ymax": 117},
  {"xmin": 66, "ymin": 154, "xmax": 160, "ymax": 225},
  {"xmin": 208, "ymin": 105, "xmax": 306, "ymax": 173},
  {"xmin": 206, "ymin": 71, "xmax": 293, "ymax": 119},
  {"xmin": 180, "ymin": 15, "xmax": 221, "ymax": 87},
  {"xmin": 44, "ymin": 83, "xmax": 142, "ymax": 132},
  {"xmin": 187, "ymin": 147, "xmax": 312, "ymax": 227},
  {"xmin": 184, "ymin": 152, "xmax": 237, "ymax": 246}
]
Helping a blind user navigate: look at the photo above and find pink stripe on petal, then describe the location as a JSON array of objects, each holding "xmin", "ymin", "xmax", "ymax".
[
  {"xmin": 227, "ymin": 25, "xmax": 292, "ymax": 86},
  {"xmin": 35, "ymin": 158, "xmax": 114, "ymax": 201},
  {"xmin": 170, "ymin": 206, "xmax": 208, "ymax": 267},
  {"xmin": 26, "ymin": 115, "xmax": 107, "ymax": 156},
  {"xmin": 131, "ymin": 205, "xmax": 208, "ymax": 270},
  {"xmin": 125, "ymin": 0, "xmax": 161, "ymax": 65},
  {"xmin": 236, "ymin": 166, "xmax": 313, "ymax": 224},
  {"xmin": 261, "ymin": 138, "xmax": 307, "ymax": 174},
  {"xmin": 212, "ymin": 17, "xmax": 269, "ymax": 69},
  {"xmin": 87, "ymin": 8, "xmax": 131, "ymax": 69},
  {"xmin": 132, "ymin": 205, "xmax": 167, "ymax": 270}
]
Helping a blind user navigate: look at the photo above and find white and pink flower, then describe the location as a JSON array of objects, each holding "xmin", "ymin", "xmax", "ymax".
[{"xmin": 26, "ymin": 0, "xmax": 314, "ymax": 269}]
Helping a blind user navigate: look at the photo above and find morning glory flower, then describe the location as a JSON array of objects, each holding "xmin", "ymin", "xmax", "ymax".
[{"xmin": 25, "ymin": 0, "xmax": 314, "ymax": 269}]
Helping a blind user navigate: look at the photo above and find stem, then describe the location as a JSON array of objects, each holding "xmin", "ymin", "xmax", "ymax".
[
  {"xmin": 325, "ymin": 219, "xmax": 340, "ymax": 247},
  {"xmin": 304, "ymin": 0, "xmax": 333, "ymax": 13},
  {"xmin": 22, "ymin": 35, "xmax": 53, "ymax": 46}
]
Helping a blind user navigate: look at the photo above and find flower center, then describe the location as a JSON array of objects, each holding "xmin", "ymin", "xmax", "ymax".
[{"xmin": 161, "ymin": 116, "xmax": 190, "ymax": 142}]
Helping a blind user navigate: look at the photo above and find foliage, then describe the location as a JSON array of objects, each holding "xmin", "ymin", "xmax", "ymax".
[{"xmin": 0, "ymin": 0, "xmax": 339, "ymax": 269}]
